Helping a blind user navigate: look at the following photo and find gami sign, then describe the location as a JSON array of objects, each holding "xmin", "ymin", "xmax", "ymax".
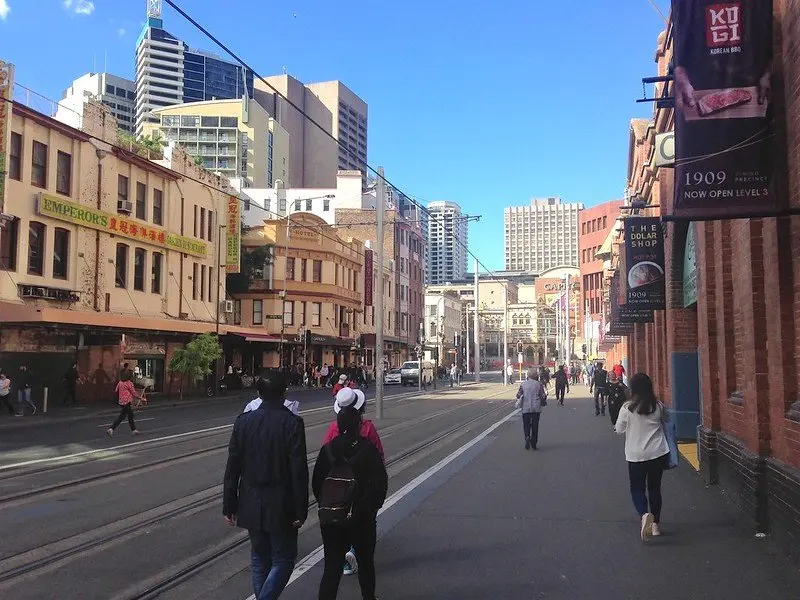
[{"xmin": 38, "ymin": 194, "xmax": 208, "ymax": 257}]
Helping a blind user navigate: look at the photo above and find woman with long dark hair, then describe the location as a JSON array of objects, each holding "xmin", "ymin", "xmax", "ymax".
[
  {"xmin": 614, "ymin": 372, "xmax": 670, "ymax": 542},
  {"xmin": 313, "ymin": 406, "xmax": 387, "ymax": 600}
]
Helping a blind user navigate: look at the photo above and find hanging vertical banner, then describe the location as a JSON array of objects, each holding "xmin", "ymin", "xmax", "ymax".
[
  {"xmin": 226, "ymin": 195, "xmax": 241, "ymax": 273},
  {"xmin": 364, "ymin": 248, "xmax": 374, "ymax": 306},
  {"xmin": 671, "ymin": 0, "xmax": 782, "ymax": 218},
  {"xmin": 0, "ymin": 60, "xmax": 14, "ymax": 214},
  {"xmin": 609, "ymin": 272, "xmax": 634, "ymax": 336},
  {"xmin": 625, "ymin": 217, "xmax": 666, "ymax": 310}
]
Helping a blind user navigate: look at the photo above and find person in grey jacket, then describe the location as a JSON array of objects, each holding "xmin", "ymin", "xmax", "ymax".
[{"xmin": 514, "ymin": 370, "xmax": 547, "ymax": 450}]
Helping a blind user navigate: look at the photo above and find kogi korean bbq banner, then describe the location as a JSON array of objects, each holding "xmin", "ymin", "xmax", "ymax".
[
  {"xmin": 624, "ymin": 218, "xmax": 666, "ymax": 310},
  {"xmin": 672, "ymin": 0, "xmax": 783, "ymax": 218}
]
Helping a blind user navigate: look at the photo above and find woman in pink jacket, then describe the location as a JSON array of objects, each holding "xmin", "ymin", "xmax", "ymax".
[
  {"xmin": 106, "ymin": 374, "xmax": 142, "ymax": 437},
  {"xmin": 322, "ymin": 387, "xmax": 385, "ymax": 576}
]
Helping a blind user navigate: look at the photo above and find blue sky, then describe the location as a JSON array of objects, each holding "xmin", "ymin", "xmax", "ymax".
[{"xmin": 0, "ymin": 0, "xmax": 670, "ymax": 271}]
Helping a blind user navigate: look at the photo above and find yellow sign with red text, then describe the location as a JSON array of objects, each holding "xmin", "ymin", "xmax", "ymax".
[
  {"xmin": 37, "ymin": 194, "xmax": 208, "ymax": 257},
  {"xmin": 226, "ymin": 195, "xmax": 241, "ymax": 273}
]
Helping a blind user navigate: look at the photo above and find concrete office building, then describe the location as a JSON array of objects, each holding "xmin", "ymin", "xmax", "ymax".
[
  {"xmin": 254, "ymin": 75, "xmax": 367, "ymax": 188},
  {"xmin": 504, "ymin": 197, "xmax": 583, "ymax": 273},
  {"xmin": 427, "ymin": 201, "xmax": 468, "ymax": 285},
  {"xmin": 135, "ymin": 0, "xmax": 253, "ymax": 135},
  {"xmin": 56, "ymin": 73, "xmax": 136, "ymax": 133},
  {"xmin": 141, "ymin": 97, "xmax": 290, "ymax": 189}
]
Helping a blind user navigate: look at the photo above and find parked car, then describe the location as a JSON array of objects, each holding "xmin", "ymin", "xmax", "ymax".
[
  {"xmin": 384, "ymin": 368, "xmax": 402, "ymax": 385},
  {"xmin": 400, "ymin": 360, "xmax": 435, "ymax": 386}
]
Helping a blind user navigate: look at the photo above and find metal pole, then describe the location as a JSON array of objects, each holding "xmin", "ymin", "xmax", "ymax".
[
  {"xmin": 418, "ymin": 321, "xmax": 423, "ymax": 394},
  {"xmin": 215, "ymin": 223, "xmax": 225, "ymax": 393},
  {"xmin": 375, "ymin": 167, "xmax": 386, "ymax": 419},
  {"xmin": 473, "ymin": 259, "xmax": 481, "ymax": 383},
  {"xmin": 465, "ymin": 307, "xmax": 471, "ymax": 374},
  {"xmin": 279, "ymin": 215, "xmax": 291, "ymax": 370},
  {"xmin": 564, "ymin": 274, "xmax": 570, "ymax": 365},
  {"xmin": 503, "ymin": 289, "xmax": 508, "ymax": 386}
]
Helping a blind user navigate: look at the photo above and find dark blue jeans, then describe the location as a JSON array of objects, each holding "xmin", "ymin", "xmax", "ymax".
[
  {"xmin": 628, "ymin": 453, "xmax": 669, "ymax": 522},
  {"xmin": 249, "ymin": 527, "xmax": 298, "ymax": 600}
]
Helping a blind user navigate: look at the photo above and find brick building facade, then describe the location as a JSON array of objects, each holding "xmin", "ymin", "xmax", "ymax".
[{"xmin": 606, "ymin": 13, "xmax": 800, "ymax": 548}]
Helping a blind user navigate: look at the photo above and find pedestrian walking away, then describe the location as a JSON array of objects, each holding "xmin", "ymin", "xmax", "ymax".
[
  {"xmin": 106, "ymin": 373, "xmax": 142, "ymax": 436},
  {"xmin": 0, "ymin": 371, "xmax": 13, "ymax": 415},
  {"xmin": 614, "ymin": 372, "xmax": 670, "ymax": 542},
  {"xmin": 606, "ymin": 371, "xmax": 629, "ymax": 427},
  {"xmin": 63, "ymin": 363, "xmax": 79, "ymax": 406},
  {"xmin": 514, "ymin": 370, "xmax": 547, "ymax": 450},
  {"xmin": 313, "ymin": 405, "xmax": 388, "ymax": 600},
  {"xmin": 323, "ymin": 387, "xmax": 385, "ymax": 577},
  {"xmin": 224, "ymin": 373, "xmax": 309, "ymax": 600},
  {"xmin": 506, "ymin": 361, "xmax": 515, "ymax": 385},
  {"xmin": 591, "ymin": 362, "xmax": 609, "ymax": 416},
  {"xmin": 16, "ymin": 365, "xmax": 36, "ymax": 415},
  {"xmin": 450, "ymin": 363, "xmax": 459, "ymax": 387},
  {"xmin": 554, "ymin": 364, "xmax": 569, "ymax": 405}
]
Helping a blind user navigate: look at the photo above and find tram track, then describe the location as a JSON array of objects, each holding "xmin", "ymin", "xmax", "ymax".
[
  {"xmin": 0, "ymin": 397, "xmax": 508, "ymax": 588},
  {"xmin": 0, "ymin": 396, "xmax": 486, "ymax": 507}
]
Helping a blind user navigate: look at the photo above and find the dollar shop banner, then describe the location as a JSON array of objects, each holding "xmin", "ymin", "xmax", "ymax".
[
  {"xmin": 625, "ymin": 217, "xmax": 665, "ymax": 310},
  {"xmin": 672, "ymin": 0, "xmax": 782, "ymax": 218}
]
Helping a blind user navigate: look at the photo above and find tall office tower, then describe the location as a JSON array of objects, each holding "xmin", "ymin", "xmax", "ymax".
[
  {"xmin": 56, "ymin": 73, "xmax": 136, "ymax": 132},
  {"xmin": 135, "ymin": 0, "xmax": 253, "ymax": 134},
  {"xmin": 427, "ymin": 201, "xmax": 468, "ymax": 285},
  {"xmin": 254, "ymin": 75, "xmax": 367, "ymax": 188},
  {"xmin": 504, "ymin": 197, "xmax": 583, "ymax": 274}
]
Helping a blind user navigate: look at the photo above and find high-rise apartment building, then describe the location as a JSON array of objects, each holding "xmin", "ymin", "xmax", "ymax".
[
  {"xmin": 141, "ymin": 97, "xmax": 290, "ymax": 188},
  {"xmin": 135, "ymin": 0, "xmax": 253, "ymax": 135},
  {"xmin": 56, "ymin": 73, "xmax": 136, "ymax": 132},
  {"xmin": 254, "ymin": 75, "xmax": 367, "ymax": 188},
  {"xmin": 427, "ymin": 201, "xmax": 468, "ymax": 285},
  {"xmin": 504, "ymin": 197, "xmax": 583, "ymax": 274}
]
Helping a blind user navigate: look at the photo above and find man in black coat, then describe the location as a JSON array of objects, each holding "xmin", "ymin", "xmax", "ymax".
[{"xmin": 223, "ymin": 373, "xmax": 309, "ymax": 600}]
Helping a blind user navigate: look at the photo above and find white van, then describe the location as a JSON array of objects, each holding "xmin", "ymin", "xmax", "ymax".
[{"xmin": 400, "ymin": 360, "xmax": 435, "ymax": 386}]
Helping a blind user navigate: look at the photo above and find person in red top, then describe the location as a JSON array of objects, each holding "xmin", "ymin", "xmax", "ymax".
[
  {"xmin": 612, "ymin": 361, "xmax": 626, "ymax": 380},
  {"xmin": 331, "ymin": 373, "xmax": 357, "ymax": 397},
  {"xmin": 322, "ymin": 387, "xmax": 385, "ymax": 577},
  {"xmin": 106, "ymin": 373, "xmax": 142, "ymax": 436}
]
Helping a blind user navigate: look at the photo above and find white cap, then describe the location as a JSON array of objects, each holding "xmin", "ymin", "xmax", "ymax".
[{"xmin": 334, "ymin": 387, "xmax": 365, "ymax": 414}]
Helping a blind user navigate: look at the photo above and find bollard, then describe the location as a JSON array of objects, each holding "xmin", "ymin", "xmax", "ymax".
[{"xmin": 43, "ymin": 387, "xmax": 48, "ymax": 414}]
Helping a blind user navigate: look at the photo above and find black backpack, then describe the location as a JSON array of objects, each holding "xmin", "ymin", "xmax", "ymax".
[{"xmin": 318, "ymin": 443, "xmax": 360, "ymax": 526}]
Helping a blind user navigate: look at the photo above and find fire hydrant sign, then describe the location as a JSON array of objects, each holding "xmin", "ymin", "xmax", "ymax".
[{"xmin": 624, "ymin": 217, "xmax": 666, "ymax": 310}]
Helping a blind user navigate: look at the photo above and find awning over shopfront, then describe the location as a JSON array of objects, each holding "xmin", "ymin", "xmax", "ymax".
[{"xmin": 231, "ymin": 332, "xmax": 281, "ymax": 343}]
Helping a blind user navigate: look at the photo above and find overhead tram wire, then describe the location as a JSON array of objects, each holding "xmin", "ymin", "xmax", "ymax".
[{"xmin": 163, "ymin": 0, "xmax": 521, "ymax": 293}]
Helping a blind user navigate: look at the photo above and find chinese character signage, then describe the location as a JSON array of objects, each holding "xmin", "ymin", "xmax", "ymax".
[
  {"xmin": 624, "ymin": 217, "xmax": 666, "ymax": 310},
  {"xmin": 364, "ymin": 248, "xmax": 373, "ymax": 306},
  {"xmin": 0, "ymin": 60, "xmax": 13, "ymax": 214},
  {"xmin": 672, "ymin": 0, "xmax": 783, "ymax": 218},
  {"xmin": 37, "ymin": 194, "xmax": 207, "ymax": 257},
  {"xmin": 226, "ymin": 195, "xmax": 241, "ymax": 273}
]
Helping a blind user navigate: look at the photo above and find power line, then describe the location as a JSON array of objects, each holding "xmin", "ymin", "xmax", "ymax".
[{"xmin": 163, "ymin": 0, "xmax": 517, "ymax": 293}]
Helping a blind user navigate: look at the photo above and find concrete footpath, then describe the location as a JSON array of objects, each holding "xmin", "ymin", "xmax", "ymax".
[{"xmin": 282, "ymin": 389, "xmax": 800, "ymax": 599}]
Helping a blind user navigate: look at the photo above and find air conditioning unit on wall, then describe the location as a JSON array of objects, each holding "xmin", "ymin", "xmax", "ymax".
[
  {"xmin": 223, "ymin": 300, "xmax": 234, "ymax": 313},
  {"xmin": 117, "ymin": 200, "xmax": 133, "ymax": 214}
]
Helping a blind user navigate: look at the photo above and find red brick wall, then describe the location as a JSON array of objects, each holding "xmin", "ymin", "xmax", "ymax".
[{"xmin": 579, "ymin": 200, "xmax": 623, "ymax": 325}]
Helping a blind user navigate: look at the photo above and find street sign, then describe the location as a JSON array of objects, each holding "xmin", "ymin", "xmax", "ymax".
[
  {"xmin": 518, "ymin": 353, "xmax": 523, "ymax": 364},
  {"xmin": 264, "ymin": 315, "xmax": 283, "ymax": 320}
]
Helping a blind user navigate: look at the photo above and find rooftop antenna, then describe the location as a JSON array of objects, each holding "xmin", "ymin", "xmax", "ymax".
[
  {"xmin": 147, "ymin": 0, "xmax": 162, "ymax": 19},
  {"xmin": 282, "ymin": 65, "xmax": 287, "ymax": 75}
]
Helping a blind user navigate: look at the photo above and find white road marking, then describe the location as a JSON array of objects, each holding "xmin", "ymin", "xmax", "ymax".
[
  {"xmin": 243, "ymin": 406, "xmax": 517, "ymax": 597},
  {"xmin": 0, "ymin": 389, "xmax": 426, "ymax": 471},
  {"xmin": 96, "ymin": 418, "xmax": 155, "ymax": 427}
]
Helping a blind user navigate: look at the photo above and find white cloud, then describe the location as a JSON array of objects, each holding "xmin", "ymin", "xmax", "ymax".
[
  {"xmin": 117, "ymin": 27, "xmax": 126, "ymax": 37},
  {"xmin": 0, "ymin": 0, "xmax": 10, "ymax": 22},
  {"xmin": 63, "ymin": 0, "xmax": 94, "ymax": 16}
]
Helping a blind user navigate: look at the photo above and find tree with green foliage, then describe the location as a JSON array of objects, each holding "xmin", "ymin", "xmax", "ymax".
[
  {"xmin": 168, "ymin": 333, "xmax": 222, "ymax": 399},
  {"xmin": 226, "ymin": 243, "xmax": 273, "ymax": 294},
  {"xmin": 193, "ymin": 154, "xmax": 204, "ymax": 166}
]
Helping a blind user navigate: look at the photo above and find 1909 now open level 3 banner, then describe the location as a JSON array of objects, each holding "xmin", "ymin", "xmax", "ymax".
[{"xmin": 671, "ymin": 0, "xmax": 784, "ymax": 219}]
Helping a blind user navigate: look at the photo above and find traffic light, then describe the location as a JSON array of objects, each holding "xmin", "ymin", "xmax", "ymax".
[
  {"xmin": 582, "ymin": 344, "xmax": 587, "ymax": 355},
  {"xmin": 553, "ymin": 350, "xmax": 559, "ymax": 360},
  {"xmin": 517, "ymin": 341, "xmax": 523, "ymax": 353}
]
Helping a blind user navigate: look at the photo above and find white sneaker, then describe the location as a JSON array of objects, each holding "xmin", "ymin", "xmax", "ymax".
[
  {"xmin": 651, "ymin": 523, "xmax": 661, "ymax": 537},
  {"xmin": 106, "ymin": 428, "xmax": 114, "ymax": 437},
  {"xmin": 344, "ymin": 550, "xmax": 358, "ymax": 575},
  {"xmin": 641, "ymin": 513, "xmax": 654, "ymax": 542}
]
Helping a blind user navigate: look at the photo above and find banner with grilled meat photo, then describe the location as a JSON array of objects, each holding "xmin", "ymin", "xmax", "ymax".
[
  {"xmin": 672, "ymin": 0, "xmax": 784, "ymax": 218},
  {"xmin": 624, "ymin": 217, "xmax": 666, "ymax": 310}
]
